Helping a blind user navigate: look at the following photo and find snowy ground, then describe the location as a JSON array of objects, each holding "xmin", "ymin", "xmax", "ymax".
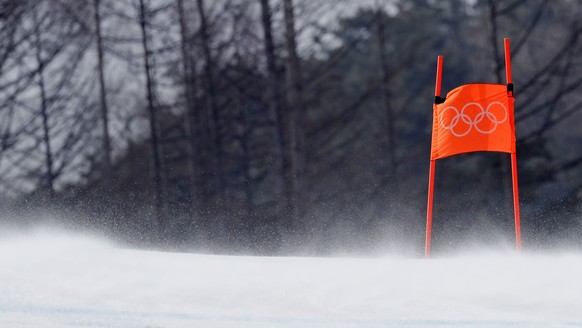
[{"xmin": 1, "ymin": 231, "xmax": 581, "ymax": 327}]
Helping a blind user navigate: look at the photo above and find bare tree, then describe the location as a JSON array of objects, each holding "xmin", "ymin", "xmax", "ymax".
[
  {"xmin": 32, "ymin": 5, "xmax": 55, "ymax": 196},
  {"xmin": 177, "ymin": 0, "xmax": 199, "ymax": 214},
  {"xmin": 259, "ymin": 0, "xmax": 285, "ymax": 229},
  {"xmin": 282, "ymin": 0, "xmax": 304, "ymax": 235},
  {"xmin": 138, "ymin": 0, "xmax": 164, "ymax": 235},
  {"xmin": 93, "ymin": 0, "xmax": 113, "ymax": 178},
  {"xmin": 0, "ymin": 0, "xmax": 97, "ymax": 204},
  {"xmin": 486, "ymin": 0, "xmax": 503, "ymax": 84},
  {"xmin": 196, "ymin": 0, "xmax": 225, "ymax": 201},
  {"xmin": 374, "ymin": 1, "xmax": 397, "ymax": 191}
]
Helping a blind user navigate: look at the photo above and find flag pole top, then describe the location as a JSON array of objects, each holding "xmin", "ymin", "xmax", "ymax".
[
  {"xmin": 504, "ymin": 38, "xmax": 513, "ymax": 96},
  {"xmin": 434, "ymin": 56, "xmax": 444, "ymax": 104}
]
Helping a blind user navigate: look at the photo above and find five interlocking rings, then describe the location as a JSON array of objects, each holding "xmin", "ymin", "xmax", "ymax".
[{"xmin": 439, "ymin": 102, "xmax": 508, "ymax": 137}]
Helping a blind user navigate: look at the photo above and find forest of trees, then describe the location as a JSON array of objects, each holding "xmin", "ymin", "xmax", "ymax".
[{"xmin": 0, "ymin": 0, "xmax": 581, "ymax": 255}]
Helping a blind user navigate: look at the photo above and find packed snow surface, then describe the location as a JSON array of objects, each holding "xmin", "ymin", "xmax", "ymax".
[{"xmin": 1, "ymin": 231, "xmax": 581, "ymax": 327}]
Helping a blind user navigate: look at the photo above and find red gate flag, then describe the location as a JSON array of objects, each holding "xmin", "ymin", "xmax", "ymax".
[
  {"xmin": 425, "ymin": 38, "xmax": 522, "ymax": 257},
  {"xmin": 430, "ymin": 83, "xmax": 516, "ymax": 160}
]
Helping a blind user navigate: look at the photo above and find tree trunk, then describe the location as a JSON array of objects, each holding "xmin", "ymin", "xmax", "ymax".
[
  {"xmin": 282, "ymin": 0, "xmax": 303, "ymax": 236},
  {"xmin": 177, "ymin": 0, "xmax": 199, "ymax": 215},
  {"xmin": 196, "ymin": 0, "xmax": 225, "ymax": 201},
  {"xmin": 139, "ymin": 0, "xmax": 164, "ymax": 237},
  {"xmin": 33, "ymin": 6, "xmax": 55, "ymax": 197},
  {"xmin": 375, "ymin": 5, "xmax": 398, "ymax": 192},
  {"xmin": 259, "ymin": 0, "xmax": 285, "ymax": 235},
  {"xmin": 487, "ymin": 0, "xmax": 503, "ymax": 84},
  {"xmin": 93, "ymin": 0, "xmax": 112, "ymax": 180}
]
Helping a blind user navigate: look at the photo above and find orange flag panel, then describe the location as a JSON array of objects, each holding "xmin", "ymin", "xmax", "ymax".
[{"xmin": 431, "ymin": 84, "xmax": 516, "ymax": 160}]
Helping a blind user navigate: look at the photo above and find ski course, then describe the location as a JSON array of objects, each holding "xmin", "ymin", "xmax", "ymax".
[{"xmin": 1, "ymin": 232, "xmax": 581, "ymax": 327}]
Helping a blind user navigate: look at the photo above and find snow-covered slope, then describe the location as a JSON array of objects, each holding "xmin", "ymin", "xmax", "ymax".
[{"xmin": 1, "ymin": 232, "xmax": 581, "ymax": 327}]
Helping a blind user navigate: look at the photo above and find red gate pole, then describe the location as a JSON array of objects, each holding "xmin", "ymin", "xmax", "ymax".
[
  {"xmin": 425, "ymin": 55, "xmax": 443, "ymax": 257},
  {"xmin": 504, "ymin": 38, "xmax": 522, "ymax": 251},
  {"xmin": 511, "ymin": 153, "xmax": 522, "ymax": 251},
  {"xmin": 425, "ymin": 160, "xmax": 436, "ymax": 257}
]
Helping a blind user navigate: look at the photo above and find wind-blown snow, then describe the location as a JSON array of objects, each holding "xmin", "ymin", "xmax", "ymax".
[{"xmin": 1, "ymin": 231, "xmax": 581, "ymax": 327}]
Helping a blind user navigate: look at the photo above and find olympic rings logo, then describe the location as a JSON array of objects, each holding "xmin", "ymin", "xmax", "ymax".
[{"xmin": 439, "ymin": 102, "xmax": 508, "ymax": 137}]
